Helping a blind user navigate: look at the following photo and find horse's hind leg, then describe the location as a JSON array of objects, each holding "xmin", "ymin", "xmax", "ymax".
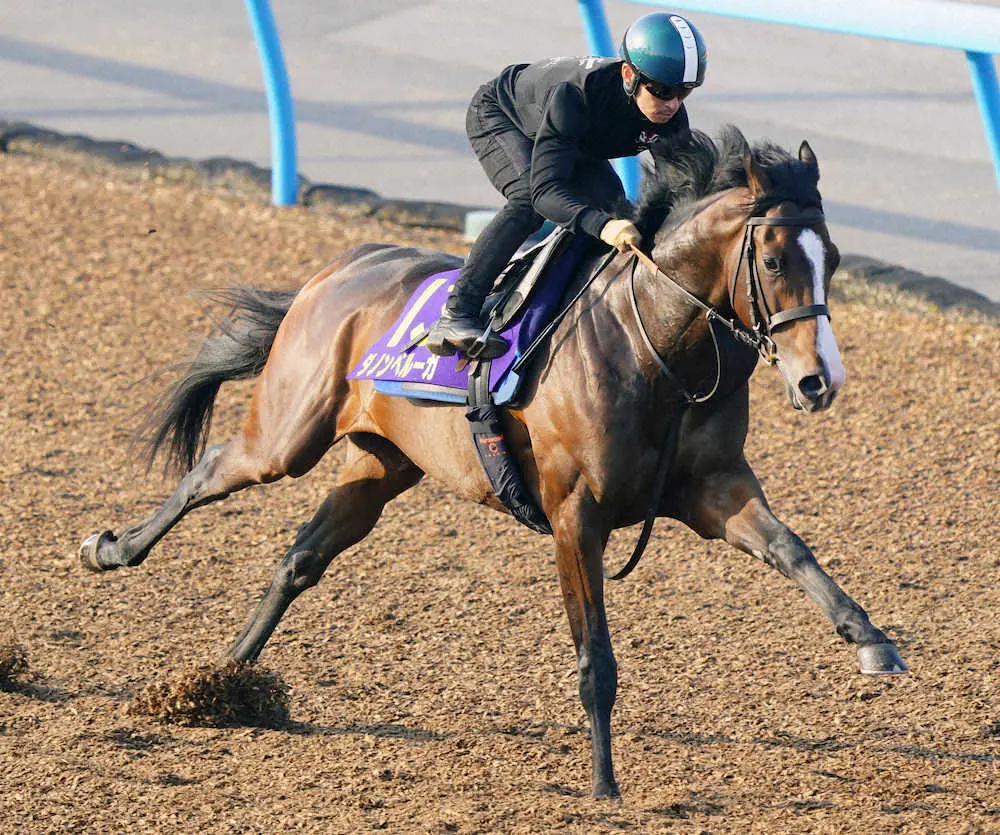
[
  {"xmin": 683, "ymin": 462, "xmax": 908, "ymax": 675},
  {"xmin": 225, "ymin": 434, "xmax": 422, "ymax": 663},
  {"xmin": 80, "ymin": 438, "xmax": 265, "ymax": 572}
]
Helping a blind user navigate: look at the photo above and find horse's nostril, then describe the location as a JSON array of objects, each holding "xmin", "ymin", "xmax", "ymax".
[{"xmin": 798, "ymin": 374, "xmax": 826, "ymax": 399}]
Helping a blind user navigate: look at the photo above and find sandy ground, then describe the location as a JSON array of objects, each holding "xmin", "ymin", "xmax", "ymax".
[{"xmin": 1, "ymin": 152, "xmax": 998, "ymax": 833}]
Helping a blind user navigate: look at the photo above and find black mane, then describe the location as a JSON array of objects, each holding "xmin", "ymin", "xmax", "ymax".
[{"xmin": 633, "ymin": 125, "xmax": 822, "ymax": 242}]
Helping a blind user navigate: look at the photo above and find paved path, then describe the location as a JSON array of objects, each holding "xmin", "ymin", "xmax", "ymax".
[{"xmin": 2, "ymin": 0, "xmax": 998, "ymax": 300}]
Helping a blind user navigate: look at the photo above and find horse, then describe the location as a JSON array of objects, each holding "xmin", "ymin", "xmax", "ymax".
[{"xmin": 80, "ymin": 126, "xmax": 907, "ymax": 799}]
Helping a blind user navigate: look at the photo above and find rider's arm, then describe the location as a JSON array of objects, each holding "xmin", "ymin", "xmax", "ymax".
[{"xmin": 529, "ymin": 83, "xmax": 614, "ymax": 238}]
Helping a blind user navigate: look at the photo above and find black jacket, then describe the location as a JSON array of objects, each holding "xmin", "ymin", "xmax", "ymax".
[{"xmin": 489, "ymin": 57, "xmax": 691, "ymax": 237}]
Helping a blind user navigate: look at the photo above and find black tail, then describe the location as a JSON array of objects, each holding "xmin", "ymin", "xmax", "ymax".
[{"xmin": 142, "ymin": 287, "xmax": 298, "ymax": 475}]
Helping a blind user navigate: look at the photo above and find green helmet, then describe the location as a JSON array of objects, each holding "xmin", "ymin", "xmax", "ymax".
[{"xmin": 619, "ymin": 12, "xmax": 707, "ymax": 93}]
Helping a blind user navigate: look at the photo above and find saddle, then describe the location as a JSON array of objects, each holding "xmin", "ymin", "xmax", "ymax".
[
  {"xmin": 349, "ymin": 226, "xmax": 582, "ymax": 407},
  {"xmin": 347, "ymin": 227, "xmax": 583, "ymax": 535},
  {"xmin": 482, "ymin": 226, "xmax": 575, "ymax": 332}
]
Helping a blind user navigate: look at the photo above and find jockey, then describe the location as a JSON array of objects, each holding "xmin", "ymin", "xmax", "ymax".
[{"xmin": 426, "ymin": 11, "xmax": 708, "ymax": 360}]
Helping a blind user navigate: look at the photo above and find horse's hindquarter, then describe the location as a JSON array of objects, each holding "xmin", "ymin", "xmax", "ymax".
[
  {"xmin": 295, "ymin": 243, "xmax": 461, "ymax": 354},
  {"xmin": 311, "ymin": 245, "xmax": 500, "ymax": 501},
  {"xmin": 247, "ymin": 245, "xmax": 462, "ymax": 462}
]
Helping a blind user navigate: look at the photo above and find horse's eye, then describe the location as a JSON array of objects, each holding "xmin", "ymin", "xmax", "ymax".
[{"xmin": 762, "ymin": 255, "xmax": 783, "ymax": 274}]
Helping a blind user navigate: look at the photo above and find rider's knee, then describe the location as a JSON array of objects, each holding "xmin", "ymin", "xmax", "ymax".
[{"xmin": 499, "ymin": 200, "xmax": 544, "ymax": 235}]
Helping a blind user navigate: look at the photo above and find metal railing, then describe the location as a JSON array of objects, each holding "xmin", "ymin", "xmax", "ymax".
[
  {"xmin": 247, "ymin": 0, "xmax": 1000, "ymax": 205},
  {"xmin": 245, "ymin": 0, "xmax": 297, "ymax": 206},
  {"xmin": 578, "ymin": 0, "xmax": 1000, "ymax": 196}
]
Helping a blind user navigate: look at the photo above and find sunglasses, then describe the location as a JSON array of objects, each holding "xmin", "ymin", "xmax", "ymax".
[{"xmin": 641, "ymin": 78, "xmax": 695, "ymax": 102}]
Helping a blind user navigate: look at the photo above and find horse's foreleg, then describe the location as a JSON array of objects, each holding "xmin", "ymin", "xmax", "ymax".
[
  {"xmin": 80, "ymin": 439, "xmax": 262, "ymax": 572},
  {"xmin": 686, "ymin": 464, "xmax": 907, "ymax": 675},
  {"xmin": 550, "ymin": 485, "xmax": 619, "ymax": 799},
  {"xmin": 225, "ymin": 435, "xmax": 422, "ymax": 663}
]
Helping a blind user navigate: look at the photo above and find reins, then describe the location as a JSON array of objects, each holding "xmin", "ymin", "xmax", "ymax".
[
  {"xmin": 604, "ymin": 246, "xmax": 728, "ymax": 582},
  {"xmin": 509, "ymin": 247, "xmax": 619, "ymax": 375},
  {"xmin": 629, "ymin": 246, "xmax": 732, "ymax": 404}
]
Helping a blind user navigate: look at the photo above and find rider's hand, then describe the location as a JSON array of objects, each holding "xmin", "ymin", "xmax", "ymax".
[{"xmin": 600, "ymin": 219, "xmax": 641, "ymax": 252}]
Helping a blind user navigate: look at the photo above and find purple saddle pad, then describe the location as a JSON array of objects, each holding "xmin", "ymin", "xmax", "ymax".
[{"xmin": 347, "ymin": 240, "xmax": 583, "ymax": 405}]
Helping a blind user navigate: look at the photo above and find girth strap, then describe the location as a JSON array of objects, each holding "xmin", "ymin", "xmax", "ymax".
[{"xmin": 466, "ymin": 362, "xmax": 552, "ymax": 536}]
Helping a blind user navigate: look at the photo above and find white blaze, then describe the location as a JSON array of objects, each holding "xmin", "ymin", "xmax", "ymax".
[{"xmin": 798, "ymin": 229, "xmax": 846, "ymax": 391}]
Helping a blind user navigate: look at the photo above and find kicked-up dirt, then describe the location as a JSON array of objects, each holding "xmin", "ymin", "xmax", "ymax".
[{"xmin": 1, "ymin": 152, "xmax": 998, "ymax": 833}]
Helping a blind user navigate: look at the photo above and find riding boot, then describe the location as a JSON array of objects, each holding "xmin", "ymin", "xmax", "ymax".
[
  {"xmin": 426, "ymin": 200, "xmax": 544, "ymax": 360},
  {"xmin": 425, "ymin": 292, "xmax": 508, "ymax": 360}
]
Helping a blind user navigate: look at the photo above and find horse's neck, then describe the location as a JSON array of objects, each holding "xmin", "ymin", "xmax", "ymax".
[
  {"xmin": 657, "ymin": 194, "xmax": 742, "ymax": 305},
  {"xmin": 627, "ymin": 200, "xmax": 742, "ymax": 371},
  {"xmin": 546, "ymin": 202, "xmax": 742, "ymax": 404}
]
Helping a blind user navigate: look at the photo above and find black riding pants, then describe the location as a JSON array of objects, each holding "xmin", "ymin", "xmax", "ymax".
[{"xmin": 454, "ymin": 86, "xmax": 626, "ymax": 308}]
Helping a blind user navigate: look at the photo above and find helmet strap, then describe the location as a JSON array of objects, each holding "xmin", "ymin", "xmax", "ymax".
[{"xmin": 623, "ymin": 63, "xmax": 640, "ymax": 98}]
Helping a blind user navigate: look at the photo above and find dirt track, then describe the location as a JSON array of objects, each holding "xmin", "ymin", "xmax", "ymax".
[{"xmin": 1, "ymin": 152, "xmax": 999, "ymax": 833}]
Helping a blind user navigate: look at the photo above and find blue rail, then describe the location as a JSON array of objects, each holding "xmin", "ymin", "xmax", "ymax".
[
  {"xmin": 578, "ymin": 0, "xmax": 1000, "ymax": 196},
  {"xmin": 245, "ymin": 0, "xmax": 298, "ymax": 206}
]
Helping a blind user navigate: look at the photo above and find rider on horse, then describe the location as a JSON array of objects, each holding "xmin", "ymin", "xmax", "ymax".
[{"xmin": 426, "ymin": 11, "xmax": 708, "ymax": 360}]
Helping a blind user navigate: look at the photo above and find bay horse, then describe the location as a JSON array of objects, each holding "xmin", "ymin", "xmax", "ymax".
[{"xmin": 80, "ymin": 126, "xmax": 907, "ymax": 798}]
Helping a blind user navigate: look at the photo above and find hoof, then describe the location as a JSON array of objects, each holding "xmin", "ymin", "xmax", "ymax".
[
  {"xmin": 592, "ymin": 780, "xmax": 621, "ymax": 800},
  {"xmin": 79, "ymin": 531, "xmax": 119, "ymax": 572},
  {"xmin": 858, "ymin": 643, "xmax": 908, "ymax": 675}
]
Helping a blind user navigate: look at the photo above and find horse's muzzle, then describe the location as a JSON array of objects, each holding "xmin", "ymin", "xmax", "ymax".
[{"xmin": 786, "ymin": 371, "xmax": 837, "ymax": 412}]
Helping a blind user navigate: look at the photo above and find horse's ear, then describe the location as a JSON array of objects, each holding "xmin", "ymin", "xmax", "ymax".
[
  {"xmin": 798, "ymin": 140, "xmax": 819, "ymax": 174},
  {"xmin": 743, "ymin": 145, "xmax": 771, "ymax": 196}
]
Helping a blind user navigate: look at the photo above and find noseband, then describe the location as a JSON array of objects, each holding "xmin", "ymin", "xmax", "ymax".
[{"xmin": 734, "ymin": 212, "xmax": 831, "ymax": 363}]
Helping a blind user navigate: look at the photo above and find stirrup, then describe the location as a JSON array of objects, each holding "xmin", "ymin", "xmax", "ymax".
[
  {"xmin": 422, "ymin": 325, "xmax": 457, "ymax": 357},
  {"xmin": 424, "ymin": 316, "xmax": 507, "ymax": 360},
  {"xmin": 466, "ymin": 327, "xmax": 501, "ymax": 360}
]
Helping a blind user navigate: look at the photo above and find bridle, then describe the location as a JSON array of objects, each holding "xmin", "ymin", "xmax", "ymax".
[
  {"xmin": 628, "ymin": 209, "xmax": 831, "ymax": 390},
  {"xmin": 510, "ymin": 210, "xmax": 831, "ymax": 390},
  {"xmin": 734, "ymin": 211, "xmax": 830, "ymax": 364}
]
